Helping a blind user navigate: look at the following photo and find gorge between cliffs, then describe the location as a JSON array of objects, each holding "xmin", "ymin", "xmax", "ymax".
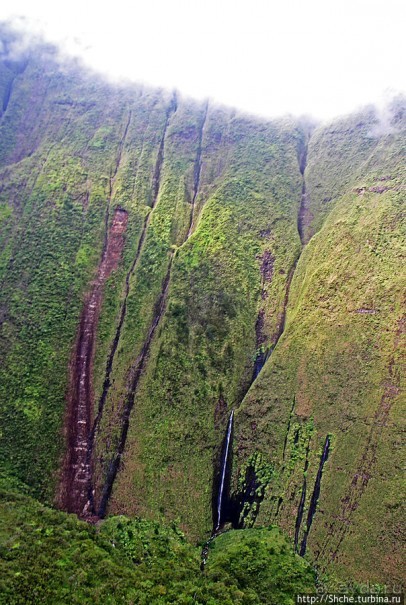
[{"xmin": 1, "ymin": 30, "xmax": 404, "ymax": 588}]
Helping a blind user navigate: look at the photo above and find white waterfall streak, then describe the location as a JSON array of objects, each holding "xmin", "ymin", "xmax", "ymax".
[{"xmin": 216, "ymin": 410, "xmax": 234, "ymax": 531}]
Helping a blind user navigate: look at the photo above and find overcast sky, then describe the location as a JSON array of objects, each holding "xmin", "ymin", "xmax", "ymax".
[{"xmin": 0, "ymin": 0, "xmax": 405, "ymax": 120}]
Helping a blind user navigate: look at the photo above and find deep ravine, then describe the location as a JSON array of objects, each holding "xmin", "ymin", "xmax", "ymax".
[
  {"xmin": 85, "ymin": 96, "xmax": 177, "ymax": 514},
  {"xmin": 95, "ymin": 101, "xmax": 209, "ymax": 517},
  {"xmin": 212, "ymin": 132, "xmax": 314, "ymax": 538},
  {"xmin": 250, "ymin": 258, "xmax": 298, "ymax": 383},
  {"xmin": 187, "ymin": 101, "xmax": 208, "ymax": 238},
  {"xmin": 299, "ymin": 435, "xmax": 330, "ymax": 556},
  {"xmin": 97, "ymin": 257, "xmax": 174, "ymax": 516}
]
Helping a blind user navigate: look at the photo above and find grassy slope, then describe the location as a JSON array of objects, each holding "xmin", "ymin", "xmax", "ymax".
[
  {"xmin": 0, "ymin": 476, "xmax": 314, "ymax": 604},
  {"xmin": 0, "ymin": 27, "xmax": 404, "ymax": 587},
  {"xmin": 0, "ymin": 38, "xmax": 167, "ymax": 500},
  {"xmin": 91, "ymin": 97, "xmax": 210, "ymax": 503},
  {"xmin": 108, "ymin": 112, "xmax": 304, "ymax": 539},
  {"xmin": 0, "ymin": 34, "xmax": 305, "ymax": 536},
  {"xmin": 234, "ymin": 101, "xmax": 405, "ymax": 585}
]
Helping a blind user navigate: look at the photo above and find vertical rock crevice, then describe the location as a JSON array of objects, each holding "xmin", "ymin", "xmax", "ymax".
[
  {"xmin": 297, "ymin": 128, "xmax": 313, "ymax": 245},
  {"xmin": 95, "ymin": 95, "xmax": 212, "ymax": 517},
  {"xmin": 282, "ymin": 397, "xmax": 296, "ymax": 461},
  {"xmin": 1, "ymin": 59, "xmax": 27, "ymax": 116},
  {"xmin": 213, "ymin": 129, "xmax": 314, "ymax": 536},
  {"xmin": 294, "ymin": 441, "xmax": 310, "ymax": 551},
  {"xmin": 251, "ymin": 250, "xmax": 275, "ymax": 382},
  {"xmin": 85, "ymin": 97, "xmax": 177, "ymax": 512},
  {"xmin": 186, "ymin": 101, "xmax": 208, "ymax": 238},
  {"xmin": 299, "ymin": 435, "xmax": 330, "ymax": 556},
  {"xmin": 212, "ymin": 263, "xmax": 301, "ymax": 531},
  {"xmin": 250, "ymin": 132, "xmax": 311, "ymax": 388},
  {"xmin": 2, "ymin": 76, "xmax": 14, "ymax": 114},
  {"xmin": 97, "ymin": 257, "xmax": 174, "ymax": 516}
]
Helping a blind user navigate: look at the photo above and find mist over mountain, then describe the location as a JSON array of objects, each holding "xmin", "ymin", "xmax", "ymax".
[{"xmin": 0, "ymin": 24, "xmax": 404, "ymax": 602}]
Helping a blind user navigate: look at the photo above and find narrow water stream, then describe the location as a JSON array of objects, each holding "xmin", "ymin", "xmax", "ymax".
[
  {"xmin": 211, "ymin": 130, "xmax": 316, "ymax": 547},
  {"xmin": 215, "ymin": 410, "xmax": 234, "ymax": 532}
]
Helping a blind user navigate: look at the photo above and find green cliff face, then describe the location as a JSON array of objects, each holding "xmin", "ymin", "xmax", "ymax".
[
  {"xmin": 0, "ymin": 25, "xmax": 404, "ymax": 588},
  {"xmin": 234, "ymin": 103, "xmax": 405, "ymax": 584}
]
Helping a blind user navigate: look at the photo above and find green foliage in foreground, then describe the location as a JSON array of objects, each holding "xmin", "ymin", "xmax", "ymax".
[
  {"xmin": 0, "ymin": 478, "xmax": 315, "ymax": 604},
  {"xmin": 206, "ymin": 528, "xmax": 315, "ymax": 604}
]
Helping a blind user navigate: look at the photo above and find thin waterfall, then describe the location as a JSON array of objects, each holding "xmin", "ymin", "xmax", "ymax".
[{"xmin": 215, "ymin": 410, "xmax": 234, "ymax": 532}]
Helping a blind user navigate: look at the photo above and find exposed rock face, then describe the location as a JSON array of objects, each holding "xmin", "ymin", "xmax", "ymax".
[{"xmin": 59, "ymin": 208, "xmax": 128, "ymax": 516}]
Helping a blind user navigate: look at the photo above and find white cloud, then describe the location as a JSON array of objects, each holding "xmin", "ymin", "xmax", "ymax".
[{"xmin": 0, "ymin": 0, "xmax": 405, "ymax": 119}]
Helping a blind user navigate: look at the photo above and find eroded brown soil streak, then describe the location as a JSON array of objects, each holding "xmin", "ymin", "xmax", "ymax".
[
  {"xmin": 59, "ymin": 112, "xmax": 132, "ymax": 516},
  {"xmin": 60, "ymin": 208, "xmax": 128, "ymax": 515}
]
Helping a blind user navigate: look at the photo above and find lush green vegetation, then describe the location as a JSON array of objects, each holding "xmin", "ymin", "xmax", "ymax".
[
  {"xmin": 234, "ymin": 101, "xmax": 405, "ymax": 584},
  {"xmin": 108, "ymin": 112, "xmax": 304, "ymax": 538},
  {"xmin": 0, "ymin": 25, "xmax": 404, "ymax": 592},
  {"xmin": 0, "ymin": 27, "xmax": 185, "ymax": 506},
  {"xmin": 0, "ymin": 477, "xmax": 314, "ymax": 604}
]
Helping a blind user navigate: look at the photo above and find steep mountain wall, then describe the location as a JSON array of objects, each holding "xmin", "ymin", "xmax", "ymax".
[
  {"xmin": 0, "ymin": 29, "xmax": 305, "ymax": 522},
  {"xmin": 234, "ymin": 103, "xmax": 405, "ymax": 584},
  {"xmin": 0, "ymin": 26, "xmax": 404, "ymax": 585}
]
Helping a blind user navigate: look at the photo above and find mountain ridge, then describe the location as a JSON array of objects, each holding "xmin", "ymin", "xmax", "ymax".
[{"xmin": 0, "ymin": 24, "xmax": 404, "ymax": 589}]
